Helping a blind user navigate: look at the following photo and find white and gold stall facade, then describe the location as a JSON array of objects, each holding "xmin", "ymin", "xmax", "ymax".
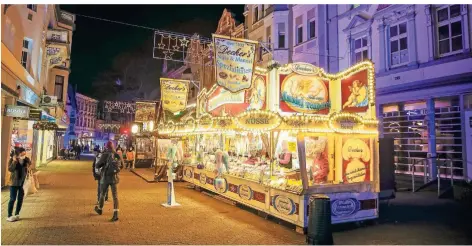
[{"xmin": 157, "ymin": 61, "xmax": 379, "ymax": 230}]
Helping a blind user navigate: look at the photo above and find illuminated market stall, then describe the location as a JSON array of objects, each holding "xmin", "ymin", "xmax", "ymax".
[{"xmin": 157, "ymin": 59, "xmax": 380, "ymax": 230}]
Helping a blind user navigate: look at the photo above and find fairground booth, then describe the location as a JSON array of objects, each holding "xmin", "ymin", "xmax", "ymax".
[{"xmin": 157, "ymin": 59, "xmax": 380, "ymax": 231}]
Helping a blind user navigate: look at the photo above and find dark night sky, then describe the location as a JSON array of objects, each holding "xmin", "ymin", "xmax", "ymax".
[{"xmin": 60, "ymin": 5, "xmax": 245, "ymax": 97}]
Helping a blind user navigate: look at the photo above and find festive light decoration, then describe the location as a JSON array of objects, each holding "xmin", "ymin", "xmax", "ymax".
[
  {"xmin": 33, "ymin": 122, "xmax": 59, "ymax": 131},
  {"xmin": 104, "ymin": 101, "xmax": 136, "ymax": 114},
  {"xmin": 153, "ymin": 31, "xmax": 213, "ymax": 65}
]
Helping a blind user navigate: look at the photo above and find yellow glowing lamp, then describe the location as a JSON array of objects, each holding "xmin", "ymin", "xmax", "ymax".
[{"xmin": 131, "ymin": 124, "xmax": 139, "ymax": 134}]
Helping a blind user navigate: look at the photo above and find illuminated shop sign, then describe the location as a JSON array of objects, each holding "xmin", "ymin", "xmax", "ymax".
[
  {"xmin": 5, "ymin": 105, "xmax": 29, "ymax": 118},
  {"xmin": 235, "ymin": 111, "xmax": 281, "ymax": 131}
]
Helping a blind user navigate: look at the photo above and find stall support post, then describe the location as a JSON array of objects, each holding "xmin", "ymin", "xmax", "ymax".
[
  {"xmin": 306, "ymin": 195, "xmax": 333, "ymax": 245},
  {"xmin": 162, "ymin": 164, "xmax": 180, "ymax": 207}
]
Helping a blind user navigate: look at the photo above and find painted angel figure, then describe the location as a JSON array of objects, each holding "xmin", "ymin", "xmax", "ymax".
[{"xmin": 343, "ymin": 80, "xmax": 368, "ymax": 109}]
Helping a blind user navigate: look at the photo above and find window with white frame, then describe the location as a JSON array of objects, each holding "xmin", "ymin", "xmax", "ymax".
[
  {"xmin": 309, "ymin": 19, "xmax": 316, "ymax": 39},
  {"xmin": 297, "ymin": 25, "xmax": 303, "ymax": 45},
  {"xmin": 354, "ymin": 36, "xmax": 368, "ymax": 63},
  {"xmin": 390, "ymin": 22, "xmax": 409, "ymax": 66},
  {"xmin": 437, "ymin": 5, "xmax": 463, "ymax": 56},
  {"xmin": 21, "ymin": 38, "xmax": 31, "ymax": 69}
]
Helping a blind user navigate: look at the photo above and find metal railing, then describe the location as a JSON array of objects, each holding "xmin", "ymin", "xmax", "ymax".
[{"xmin": 410, "ymin": 157, "xmax": 458, "ymax": 196}]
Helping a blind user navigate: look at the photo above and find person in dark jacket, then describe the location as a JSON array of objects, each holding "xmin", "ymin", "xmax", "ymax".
[
  {"xmin": 94, "ymin": 141, "xmax": 123, "ymax": 222},
  {"xmin": 92, "ymin": 149, "xmax": 108, "ymax": 204},
  {"xmin": 75, "ymin": 145, "xmax": 82, "ymax": 160},
  {"xmin": 7, "ymin": 147, "xmax": 31, "ymax": 222}
]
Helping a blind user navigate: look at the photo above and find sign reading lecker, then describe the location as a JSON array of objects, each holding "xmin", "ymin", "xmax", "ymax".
[
  {"xmin": 160, "ymin": 78, "xmax": 189, "ymax": 113},
  {"xmin": 213, "ymin": 34, "xmax": 257, "ymax": 93}
]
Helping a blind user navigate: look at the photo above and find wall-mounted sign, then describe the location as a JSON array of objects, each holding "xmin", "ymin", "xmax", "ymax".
[
  {"xmin": 46, "ymin": 29, "xmax": 68, "ymax": 43},
  {"xmin": 213, "ymin": 34, "xmax": 257, "ymax": 93},
  {"xmin": 238, "ymin": 184, "xmax": 253, "ymax": 200},
  {"xmin": 160, "ymin": 78, "xmax": 189, "ymax": 113},
  {"xmin": 5, "ymin": 105, "xmax": 29, "ymax": 118},
  {"xmin": 46, "ymin": 44, "xmax": 67, "ymax": 68},
  {"xmin": 16, "ymin": 82, "xmax": 40, "ymax": 107},
  {"xmin": 207, "ymin": 87, "xmax": 245, "ymax": 112},
  {"xmin": 235, "ymin": 111, "xmax": 281, "ymax": 131},
  {"xmin": 135, "ymin": 101, "xmax": 156, "ymax": 122},
  {"xmin": 342, "ymin": 137, "xmax": 371, "ymax": 183},
  {"xmin": 28, "ymin": 109, "xmax": 42, "ymax": 121},
  {"xmin": 272, "ymin": 195, "xmax": 296, "ymax": 215},
  {"xmin": 279, "ymin": 73, "xmax": 330, "ymax": 114}
]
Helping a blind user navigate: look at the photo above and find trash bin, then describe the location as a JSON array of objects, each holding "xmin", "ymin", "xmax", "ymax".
[{"xmin": 306, "ymin": 195, "xmax": 333, "ymax": 245}]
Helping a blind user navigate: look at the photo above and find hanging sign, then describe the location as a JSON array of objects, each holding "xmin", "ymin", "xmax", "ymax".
[
  {"xmin": 46, "ymin": 44, "xmax": 67, "ymax": 68},
  {"xmin": 160, "ymin": 78, "xmax": 189, "ymax": 113},
  {"xmin": 213, "ymin": 34, "xmax": 258, "ymax": 93},
  {"xmin": 235, "ymin": 111, "xmax": 281, "ymax": 131},
  {"xmin": 135, "ymin": 101, "xmax": 156, "ymax": 122},
  {"xmin": 5, "ymin": 105, "xmax": 29, "ymax": 118}
]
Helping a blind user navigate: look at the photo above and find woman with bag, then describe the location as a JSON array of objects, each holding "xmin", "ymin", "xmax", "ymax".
[{"xmin": 7, "ymin": 147, "xmax": 31, "ymax": 222}]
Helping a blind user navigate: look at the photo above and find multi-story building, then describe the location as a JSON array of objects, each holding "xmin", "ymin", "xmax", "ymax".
[
  {"xmin": 74, "ymin": 93, "xmax": 98, "ymax": 149},
  {"xmin": 1, "ymin": 4, "xmax": 75, "ymax": 185},
  {"xmin": 327, "ymin": 4, "xmax": 472, "ymax": 181},
  {"xmin": 243, "ymin": 5, "xmax": 332, "ymax": 68}
]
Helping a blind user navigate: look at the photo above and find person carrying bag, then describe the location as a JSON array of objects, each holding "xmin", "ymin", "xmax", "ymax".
[
  {"xmin": 94, "ymin": 141, "xmax": 123, "ymax": 222},
  {"xmin": 7, "ymin": 147, "xmax": 31, "ymax": 222}
]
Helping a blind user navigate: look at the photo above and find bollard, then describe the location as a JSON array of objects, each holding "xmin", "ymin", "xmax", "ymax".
[{"xmin": 306, "ymin": 195, "xmax": 333, "ymax": 245}]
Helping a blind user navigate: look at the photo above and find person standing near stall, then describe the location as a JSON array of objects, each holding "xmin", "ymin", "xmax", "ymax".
[
  {"xmin": 126, "ymin": 146, "xmax": 135, "ymax": 169},
  {"xmin": 7, "ymin": 147, "xmax": 31, "ymax": 222}
]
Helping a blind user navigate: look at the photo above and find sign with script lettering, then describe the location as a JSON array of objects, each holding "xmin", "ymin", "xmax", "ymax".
[
  {"xmin": 160, "ymin": 78, "xmax": 189, "ymax": 113},
  {"xmin": 213, "ymin": 34, "xmax": 258, "ymax": 93},
  {"xmin": 342, "ymin": 137, "xmax": 371, "ymax": 183}
]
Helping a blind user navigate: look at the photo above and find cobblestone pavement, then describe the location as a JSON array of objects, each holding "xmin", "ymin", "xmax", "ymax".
[{"xmin": 2, "ymin": 158, "xmax": 472, "ymax": 245}]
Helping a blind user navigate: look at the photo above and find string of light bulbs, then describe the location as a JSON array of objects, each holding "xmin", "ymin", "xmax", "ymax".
[{"xmin": 74, "ymin": 13, "xmax": 346, "ymax": 60}]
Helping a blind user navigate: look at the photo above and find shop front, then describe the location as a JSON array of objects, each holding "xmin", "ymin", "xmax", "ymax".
[
  {"xmin": 379, "ymin": 85, "xmax": 472, "ymax": 181},
  {"xmin": 158, "ymin": 61, "xmax": 380, "ymax": 230}
]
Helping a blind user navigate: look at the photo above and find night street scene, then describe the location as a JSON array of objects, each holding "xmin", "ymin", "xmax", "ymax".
[{"xmin": 1, "ymin": 2, "xmax": 472, "ymax": 245}]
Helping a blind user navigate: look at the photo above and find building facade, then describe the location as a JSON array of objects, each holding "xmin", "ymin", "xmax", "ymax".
[
  {"xmin": 74, "ymin": 93, "xmax": 98, "ymax": 149},
  {"xmin": 327, "ymin": 4, "xmax": 472, "ymax": 181},
  {"xmin": 1, "ymin": 4, "xmax": 75, "ymax": 186}
]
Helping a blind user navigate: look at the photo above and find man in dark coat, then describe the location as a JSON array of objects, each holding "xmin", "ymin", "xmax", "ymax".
[{"xmin": 94, "ymin": 141, "xmax": 123, "ymax": 222}]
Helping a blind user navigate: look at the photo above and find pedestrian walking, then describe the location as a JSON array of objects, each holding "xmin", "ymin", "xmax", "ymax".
[
  {"xmin": 116, "ymin": 146, "xmax": 124, "ymax": 170},
  {"xmin": 94, "ymin": 141, "xmax": 123, "ymax": 222},
  {"xmin": 7, "ymin": 147, "xmax": 31, "ymax": 222},
  {"xmin": 126, "ymin": 146, "xmax": 135, "ymax": 169},
  {"xmin": 92, "ymin": 149, "xmax": 108, "ymax": 204},
  {"xmin": 75, "ymin": 145, "xmax": 82, "ymax": 160}
]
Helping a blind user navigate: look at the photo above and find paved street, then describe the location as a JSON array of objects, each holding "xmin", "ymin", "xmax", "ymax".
[{"xmin": 2, "ymin": 158, "xmax": 472, "ymax": 245}]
